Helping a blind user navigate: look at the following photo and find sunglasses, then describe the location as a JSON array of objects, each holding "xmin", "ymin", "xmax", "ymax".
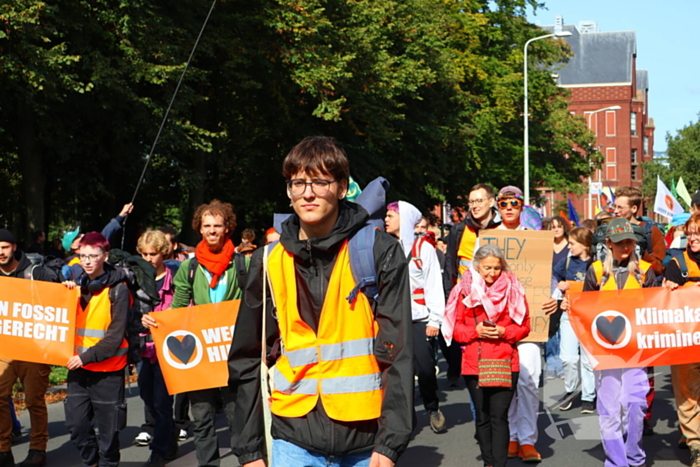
[{"xmin": 498, "ymin": 199, "xmax": 522, "ymax": 209}]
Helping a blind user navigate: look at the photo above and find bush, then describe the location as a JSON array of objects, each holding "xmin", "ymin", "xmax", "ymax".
[{"xmin": 48, "ymin": 366, "xmax": 68, "ymax": 387}]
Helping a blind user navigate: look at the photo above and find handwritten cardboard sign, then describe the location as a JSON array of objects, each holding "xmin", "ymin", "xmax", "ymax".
[
  {"xmin": 0, "ymin": 277, "xmax": 78, "ymax": 365},
  {"xmin": 479, "ymin": 229, "xmax": 554, "ymax": 342},
  {"xmin": 151, "ymin": 300, "xmax": 240, "ymax": 395}
]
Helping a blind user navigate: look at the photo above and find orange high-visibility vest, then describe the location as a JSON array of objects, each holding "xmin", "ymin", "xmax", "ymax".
[
  {"xmin": 673, "ymin": 251, "xmax": 700, "ymax": 286},
  {"xmin": 267, "ymin": 241, "xmax": 383, "ymax": 422},
  {"xmin": 456, "ymin": 226, "xmax": 478, "ymax": 280},
  {"xmin": 592, "ymin": 259, "xmax": 651, "ymax": 290},
  {"xmin": 74, "ymin": 286, "xmax": 128, "ymax": 372}
]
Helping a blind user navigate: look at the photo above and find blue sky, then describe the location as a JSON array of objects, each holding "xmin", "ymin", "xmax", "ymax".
[{"xmin": 527, "ymin": 0, "xmax": 700, "ymax": 152}]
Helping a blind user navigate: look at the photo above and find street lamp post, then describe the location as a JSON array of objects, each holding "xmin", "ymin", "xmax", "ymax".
[
  {"xmin": 586, "ymin": 105, "xmax": 622, "ymax": 218},
  {"xmin": 523, "ymin": 31, "xmax": 572, "ymax": 203}
]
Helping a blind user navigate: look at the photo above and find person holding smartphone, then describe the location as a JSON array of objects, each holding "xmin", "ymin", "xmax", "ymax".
[{"xmin": 444, "ymin": 244, "xmax": 531, "ymax": 467}]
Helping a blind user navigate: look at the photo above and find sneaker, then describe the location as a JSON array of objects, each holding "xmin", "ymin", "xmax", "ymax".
[
  {"xmin": 691, "ymin": 445, "xmax": 700, "ymax": 467},
  {"xmin": 0, "ymin": 451, "xmax": 15, "ymax": 467},
  {"xmin": 178, "ymin": 429, "xmax": 188, "ymax": 442},
  {"xmin": 558, "ymin": 392, "xmax": 575, "ymax": 411},
  {"xmin": 19, "ymin": 449, "xmax": 46, "ymax": 467},
  {"xmin": 134, "ymin": 432, "xmax": 153, "ymax": 446},
  {"xmin": 143, "ymin": 452, "xmax": 166, "ymax": 467},
  {"xmin": 507, "ymin": 441, "xmax": 520, "ymax": 458},
  {"xmin": 519, "ymin": 444, "xmax": 542, "ymax": 463},
  {"xmin": 581, "ymin": 400, "xmax": 595, "ymax": 414},
  {"xmin": 429, "ymin": 409, "xmax": 446, "ymax": 433}
]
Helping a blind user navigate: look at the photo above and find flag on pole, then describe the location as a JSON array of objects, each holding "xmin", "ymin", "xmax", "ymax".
[
  {"xmin": 677, "ymin": 177, "xmax": 693, "ymax": 208},
  {"xmin": 607, "ymin": 183, "xmax": 616, "ymax": 205},
  {"xmin": 654, "ymin": 176, "xmax": 684, "ymax": 219},
  {"xmin": 567, "ymin": 199, "xmax": 580, "ymax": 226}
]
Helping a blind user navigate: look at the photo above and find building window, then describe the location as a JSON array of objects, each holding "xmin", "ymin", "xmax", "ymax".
[
  {"xmin": 606, "ymin": 164, "xmax": 617, "ymax": 181},
  {"xmin": 631, "ymin": 149, "xmax": 638, "ymax": 164},
  {"xmin": 631, "ymin": 112, "xmax": 637, "ymax": 136},
  {"xmin": 631, "ymin": 165, "xmax": 637, "ymax": 180},
  {"xmin": 644, "ymin": 136, "xmax": 649, "ymax": 156},
  {"xmin": 606, "ymin": 111, "xmax": 616, "ymax": 136},
  {"xmin": 606, "ymin": 148, "xmax": 616, "ymax": 164}
]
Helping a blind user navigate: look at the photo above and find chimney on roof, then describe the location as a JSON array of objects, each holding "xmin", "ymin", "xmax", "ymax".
[
  {"xmin": 554, "ymin": 14, "xmax": 564, "ymax": 34},
  {"xmin": 578, "ymin": 20, "xmax": 599, "ymax": 33}
]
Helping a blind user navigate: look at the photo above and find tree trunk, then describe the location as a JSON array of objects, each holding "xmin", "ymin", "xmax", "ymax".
[{"xmin": 17, "ymin": 105, "xmax": 44, "ymax": 246}]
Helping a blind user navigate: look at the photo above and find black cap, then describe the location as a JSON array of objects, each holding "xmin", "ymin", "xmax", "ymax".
[
  {"xmin": 0, "ymin": 229, "xmax": 16, "ymax": 244},
  {"xmin": 692, "ymin": 191, "xmax": 700, "ymax": 208}
]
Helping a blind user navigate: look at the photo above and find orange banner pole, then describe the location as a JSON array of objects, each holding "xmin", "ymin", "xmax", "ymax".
[
  {"xmin": 0, "ymin": 277, "xmax": 79, "ymax": 366},
  {"xmin": 150, "ymin": 300, "xmax": 240, "ymax": 395},
  {"xmin": 569, "ymin": 286, "xmax": 700, "ymax": 370}
]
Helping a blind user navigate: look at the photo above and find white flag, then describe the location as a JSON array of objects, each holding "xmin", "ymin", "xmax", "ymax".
[{"xmin": 654, "ymin": 176, "xmax": 684, "ymax": 219}]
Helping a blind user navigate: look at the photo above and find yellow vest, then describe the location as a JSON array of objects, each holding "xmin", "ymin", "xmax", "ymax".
[
  {"xmin": 74, "ymin": 286, "xmax": 128, "ymax": 372},
  {"xmin": 267, "ymin": 241, "xmax": 382, "ymax": 422},
  {"xmin": 592, "ymin": 259, "xmax": 651, "ymax": 290},
  {"xmin": 456, "ymin": 225, "xmax": 478, "ymax": 279}
]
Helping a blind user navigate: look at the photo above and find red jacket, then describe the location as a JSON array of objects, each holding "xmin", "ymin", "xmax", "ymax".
[{"xmin": 453, "ymin": 300, "xmax": 530, "ymax": 375}]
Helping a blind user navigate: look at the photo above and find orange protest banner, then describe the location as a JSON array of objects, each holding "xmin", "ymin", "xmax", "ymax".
[
  {"xmin": 0, "ymin": 276, "xmax": 78, "ymax": 365},
  {"xmin": 151, "ymin": 300, "xmax": 240, "ymax": 395},
  {"xmin": 566, "ymin": 281, "xmax": 584, "ymax": 294},
  {"xmin": 478, "ymin": 229, "xmax": 554, "ymax": 342},
  {"xmin": 569, "ymin": 286, "xmax": 700, "ymax": 370}
]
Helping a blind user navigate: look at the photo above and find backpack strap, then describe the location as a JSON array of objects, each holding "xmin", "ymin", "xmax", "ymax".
[
  {"xmin": 21, "ymin": 264, "xmax": 37, "ymax": 280},
  {"xmin": 346, "ymin": 223, "xmax": 379, "ymax": 304},
  {"xmin": 592, "ymin": 260, "xmax": 606, "ymax": 288},
  {"xmin": 188, "ymin": 257, "xmax": 199, "ymax": 287},
  {"xmin": 234, "ymin": 253, "xmax": 248, "ymax": 289},
  {"xmin": 643, "ymin": 221, "xmax": 654, "ymax": 255}
]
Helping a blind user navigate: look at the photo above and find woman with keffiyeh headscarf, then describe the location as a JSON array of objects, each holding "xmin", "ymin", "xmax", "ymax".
[{"xmin": 442, "ymin": 243, "xmax": 530, "ymax": 467}]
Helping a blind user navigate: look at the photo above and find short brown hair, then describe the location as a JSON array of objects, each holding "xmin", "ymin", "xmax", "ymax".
[
  {"xmin": 470, "ymin": 183, "xmax": 495, "ymax": 198},
  {"xmin": 282, "ymin": 136, "xmax": 350, "ymax": 181},
  {"xmin": 192, "ymin": 199, "xmax": 237, "ymax": 237},
  {"xmin": 615, "ymin": 186, "xmax": 643, "ymax": 209},
  {"xmin": 241, "ymin": 228, "xmax": 256, "ymax": 242},
  {"xmin": 685, "ymin": 213, "xmax": 700, "ymax": 234},
  {"xmin": 137, "ymin": 230, "xmax": 170, "ymax": 256}
]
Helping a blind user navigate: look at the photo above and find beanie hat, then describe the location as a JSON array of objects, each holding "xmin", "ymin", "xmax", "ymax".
[
  {"xmin": 62, "ymin": 226, "xmax": 81, "ymax": 252},
  {"xmin": 0, "ymin": 229, "xmax": 16, "ymax": 244}
]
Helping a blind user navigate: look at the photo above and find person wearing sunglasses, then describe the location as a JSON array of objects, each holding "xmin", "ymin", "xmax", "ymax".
[{"xmin": 492, "ymin": 186, "xmax": 542, "ymax": 463}]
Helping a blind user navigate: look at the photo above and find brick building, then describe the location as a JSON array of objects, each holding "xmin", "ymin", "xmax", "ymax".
[{"xmin": 539, "ymin": 17, "xmax": 655, "ymax": 219}]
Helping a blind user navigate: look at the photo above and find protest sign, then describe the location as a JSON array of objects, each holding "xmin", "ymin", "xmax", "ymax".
[
  {"xmin": 0, "ymin": 277, "xmax": 78, "ymax": 365},
  {"xmin": 479, "ymin": 229, "xmax": 554, "ymax": 342},
  {"xmin": 151, "ymin": 300, "xmax": 240, "ymax": 395},
  {"xmin": 569, "ymin": 286, "xmax": 700, "ymax": 370}
]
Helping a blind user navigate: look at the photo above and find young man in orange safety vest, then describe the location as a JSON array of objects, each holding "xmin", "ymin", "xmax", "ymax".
[{"xmin": 228, "ymin": 136, "xmax": 414, "ymax": 467}]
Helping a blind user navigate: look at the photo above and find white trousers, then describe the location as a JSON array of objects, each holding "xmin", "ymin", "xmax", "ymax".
[{"xmin": 508, "ymin": 342, "xmax": 541, "ymax": 445}]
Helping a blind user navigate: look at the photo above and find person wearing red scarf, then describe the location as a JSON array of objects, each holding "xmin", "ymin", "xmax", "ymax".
[{"xmin": 150, "ymin": 199, "xmax": 244, "ymax": 467}]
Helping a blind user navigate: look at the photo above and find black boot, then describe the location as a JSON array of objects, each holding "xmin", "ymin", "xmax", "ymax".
[
  {"xmin": 19, "ymin": 449, "xmax": 46, "ymax": 467},
  {"xmin": 0, "ymin": 451, "xmax": 14, "ymax": 467}
]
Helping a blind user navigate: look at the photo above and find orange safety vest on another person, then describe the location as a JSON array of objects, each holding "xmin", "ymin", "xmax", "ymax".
[
  {"xmin": 74, "ymin": 286, "xmax": 128, "ymax": 372},
  {"xmin": 592, "ymin": 259, "xmax": 652, "ymax": 290},
  {"xmin": 673, "ymin": 251, "xmax": 700, "ymax": 285},
  {"xmin": 267, "ymin": 240, "xmax": 383, "ymax": 422},
  {"xmin": 456, "ymin": 226, "xmax": 478, "ymax": 280}
]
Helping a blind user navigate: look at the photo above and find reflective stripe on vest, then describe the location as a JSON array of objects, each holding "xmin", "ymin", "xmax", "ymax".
[
  {"xmin": 74, "ymin": 286, "xmax": 128, "ymax": 372},
  {"xmin": 592, "ymin": 260, "xmax": 651, "ymax": 290},
  {"xmin": 457, "ymin": 226, "xmax": 478, "ymax": 279},
  {"xmin": 411, "ymin": 288, "xmax": 426, "ymax": 305},
  {"xmin": 267, "ymin": 241, "xmax": 383, "ymax": 422}
]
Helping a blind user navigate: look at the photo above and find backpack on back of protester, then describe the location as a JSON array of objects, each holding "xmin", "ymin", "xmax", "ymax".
[{"xmin": 592, "ymin": 219, "xmax": 651, "ymax": 262}]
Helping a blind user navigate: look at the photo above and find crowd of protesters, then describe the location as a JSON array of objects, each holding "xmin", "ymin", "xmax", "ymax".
[{"xmin": 1, "ymin": 136, "xmax": 700, "ymax": 467}]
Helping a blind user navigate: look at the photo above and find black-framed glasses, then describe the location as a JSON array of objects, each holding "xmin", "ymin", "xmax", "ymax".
[
  {"xmin": 498, "ymin": 199, "xmax": 522, "ymax": 209},
  {"xmin": 79, "ymin": 253, "xmax": 104, "ymax": 262},
  {"xmin": 468, "ymin": 198, "xmax": 492, "ymax": 206},
  {"xmin": 286, "ymin": 179, "xmax": 336, "ymax": 196}
]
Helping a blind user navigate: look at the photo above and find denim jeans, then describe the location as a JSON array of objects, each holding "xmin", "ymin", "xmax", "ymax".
[
  {"xmin": 271, "ymin": 439, "xmax": 372, "ymax": 467},
  {"xmin": 560, "ymin": 313, "xmax": 595, "ymax": 401},
  {"xmin": 544, "ymin": 330, "xmax": 563, "ymax": 378},
  {"xmin": 138, "ymin": 359, "xmax": 175, "ymax": 457}
]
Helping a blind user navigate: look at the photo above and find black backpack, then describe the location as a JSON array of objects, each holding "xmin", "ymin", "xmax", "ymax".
[{"xmin": 592, "ymin": 220, "xmax": 652, "ymax": 262}]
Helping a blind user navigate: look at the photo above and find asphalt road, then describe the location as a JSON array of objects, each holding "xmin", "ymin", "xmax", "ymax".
[{"xmin": 7, "ymin": 365, "xmax": 692, "ymax": 466}]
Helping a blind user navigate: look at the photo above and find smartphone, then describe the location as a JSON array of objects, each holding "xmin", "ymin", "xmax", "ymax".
[{"xmin": 483, "ymin": 319, "xmax": 496, "ymax": 327}]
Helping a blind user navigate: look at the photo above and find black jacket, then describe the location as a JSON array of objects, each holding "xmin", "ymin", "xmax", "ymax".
[
  {"xmin": 443, "ymin": 208, "xmax": 501, "ymax": 294},
  {"xmin": 228, "ymin": 200, "xmax": 414, "ymax": 464},
  {"xmin": 1, "ymin": 250, "xmax": 57, "ymax": 282}
]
